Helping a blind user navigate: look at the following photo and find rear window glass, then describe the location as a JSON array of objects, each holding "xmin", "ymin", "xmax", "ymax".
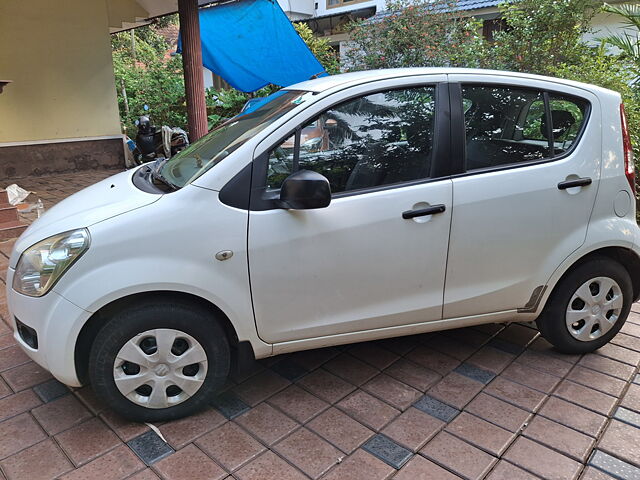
[{"xmin": 463, "ymin": 85, "xmax": 589, "ymax": 171}]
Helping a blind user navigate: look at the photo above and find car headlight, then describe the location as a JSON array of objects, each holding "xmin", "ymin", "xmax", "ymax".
[{"xmin": 13, "ymin": 229, "xmax": 90, "ymax": 297}]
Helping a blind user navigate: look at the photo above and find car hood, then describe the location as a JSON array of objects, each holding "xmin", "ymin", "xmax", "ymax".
[{"xmin": 10, "ymin": 168, "xmax": 161, "ymax": 268}]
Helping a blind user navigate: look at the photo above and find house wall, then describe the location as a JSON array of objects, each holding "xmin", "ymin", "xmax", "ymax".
[{"xmin": 0, "ymin": 0, "xmax": 124, "ymax": 179}]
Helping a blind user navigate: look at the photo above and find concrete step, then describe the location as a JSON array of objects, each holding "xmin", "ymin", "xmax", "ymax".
[
  {"xmin": 0, "ymin": 220, "xmax": 27, "ymax": 240},
  {"xmin": 0, "ymin": 206, "xmax": 18, "ymax": 224}
]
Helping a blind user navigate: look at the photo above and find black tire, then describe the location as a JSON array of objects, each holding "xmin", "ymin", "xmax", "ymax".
[
  {"xmin": 536, "ymin": 256, "xmax": 633, "ymax": 354},
  {"xmin": 88, "ymin": 300, "xmax": 230, "ymax": 422}
]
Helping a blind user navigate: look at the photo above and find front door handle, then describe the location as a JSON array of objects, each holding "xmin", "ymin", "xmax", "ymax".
[
  {"xmin": 558, "ymin": 177, "xmax": 592, "ymax": 190},
  {"xmin": 402, "ymin": 204, "xmax": 446, "ymax": 219}
]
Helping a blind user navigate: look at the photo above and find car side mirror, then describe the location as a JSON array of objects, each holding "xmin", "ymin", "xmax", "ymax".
[{"xmin": 279, "ymin": 170, "xmax": 331, "ymax": 210}]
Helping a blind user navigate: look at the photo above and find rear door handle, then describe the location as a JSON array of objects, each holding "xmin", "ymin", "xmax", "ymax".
[
  {"xmin": 402, "ymin": 204, "xmax": 446, "ymax": 219},
  {"xmin": 558, "ymin": 177, "xmax": 592, "ymax": 190}
]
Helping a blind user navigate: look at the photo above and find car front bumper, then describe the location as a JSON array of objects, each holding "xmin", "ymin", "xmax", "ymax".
[{"xmin": 6, "ymin": 267, "xmax": 90, "ymax": 387}]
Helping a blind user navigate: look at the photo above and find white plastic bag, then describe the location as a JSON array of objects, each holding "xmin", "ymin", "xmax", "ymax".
[{"xmin": 5, "ymin": 184, "xmax": 31, "ymax": 205}]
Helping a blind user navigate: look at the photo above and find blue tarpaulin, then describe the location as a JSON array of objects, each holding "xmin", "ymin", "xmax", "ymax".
[{"xmin": 178, "ymin": 0, "xmax": 327, "ymax": 92}]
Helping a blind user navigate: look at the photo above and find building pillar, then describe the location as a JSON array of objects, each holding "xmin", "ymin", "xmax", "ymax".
[{"xmin": 178, "ymin": 0, "xmax": 208, "ymax": 141}]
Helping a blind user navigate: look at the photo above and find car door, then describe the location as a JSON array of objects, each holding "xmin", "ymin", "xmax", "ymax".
[
  {"xmin": 247, "ymin": 79, "xmax": 454, "ymax": 344},
  {"xmin": 443, "ymin": 75, "xmax": 600, "ymax": 318}
]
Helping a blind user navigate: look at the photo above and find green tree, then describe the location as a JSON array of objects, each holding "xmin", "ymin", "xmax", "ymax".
[
  {"xmin": 294, "ymin": 22, "xmax": 341, "ymax": 75},
  {"xmin": 345, "ymin": 0, "xmax": 487, "ymax": 70},
  {"xmin": 489, "ymin": 0, "xmax": 595, "ymax": 75},
  {"xmin": 600, "ymin": 3, "xmax": 640, "ymax": 75}
]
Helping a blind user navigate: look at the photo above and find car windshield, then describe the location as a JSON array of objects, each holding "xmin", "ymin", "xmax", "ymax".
[{"xmin": 158, "ymin": 90, "xmax": 313, "ymax": 188}]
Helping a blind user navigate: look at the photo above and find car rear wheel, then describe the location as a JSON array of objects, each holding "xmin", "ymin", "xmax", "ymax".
[
  {"xmin": 89, "ymin": 300, "xmax": 230, "ymax": 422},
  {"xmin": 536, "ymin": 256, "xmax": 633, "ymax": 354}
]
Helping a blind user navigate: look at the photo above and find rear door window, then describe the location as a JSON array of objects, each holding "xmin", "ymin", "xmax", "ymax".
[{"xmin": 462, "ymin": 85, "xmax": 589, "ymax": 171}]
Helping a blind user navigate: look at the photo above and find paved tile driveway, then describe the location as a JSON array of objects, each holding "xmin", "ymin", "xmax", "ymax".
[{"xmin": 0, "ymin": 170, "xmax": 639, "ymax": 480}]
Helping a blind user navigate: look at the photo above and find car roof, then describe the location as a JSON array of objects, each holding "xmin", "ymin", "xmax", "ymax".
[{"xmin": 286, "ymin": 68, "xmax": 616, "ymax": 97}]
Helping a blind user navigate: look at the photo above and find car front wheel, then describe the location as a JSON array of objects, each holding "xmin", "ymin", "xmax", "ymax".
[
  {"xmin": 88, "ymin": 300, "xmax": 230, "ymax": 422},
  {"xmin": 536, "ymin": 256, "xmax": 633, "ymax": 354}
]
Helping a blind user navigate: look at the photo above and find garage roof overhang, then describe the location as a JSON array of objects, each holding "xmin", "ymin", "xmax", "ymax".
[{"xmin": 107, "ymin": 0, "xmax": 217, "ymax": 33}]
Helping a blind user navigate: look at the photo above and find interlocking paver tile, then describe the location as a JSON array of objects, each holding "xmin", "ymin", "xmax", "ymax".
[
  {"xmin": 153, "ymin": 444, "xmax": 226, "ymax": 480},
  {"xmin": 268, "ymin": 384, "xmax": 329, "ymax": 422},
  {"xmin": 406, "ymin": 345, "xmax": 460, "ymax": 375},
  {"xmin": 0, "ymin": 345, "xmax": 30, "ymax": 372},
  {"xmin": 428, "ymin": 372, "xmax": 484, "ymax": 409},
  {"xmin": 0, "ymin": 413, "xmax": 46, "ymax": 460},
  {"xmin": 622, "ymin": 383, "xmax": 640, "ymax": 413},
  {"xmin": 516, "ymin": 350, "xmax": 574, "ymax": 376},
  {"xmin": 454, "ymin": 363, "xmax": 496, "ymax": 384},
  {"xmin": 31, "ymin": 394, "xmax": 92, "ymax": 435},
  {"xmin": 483, "ymin": 377, "xmax": 547, "ymax": 412},
  {"xmin": 578, "ymin": 354, "xmax": 635, "ymax": 380},
  {"xmin": 234, "ymin": 451, "xmax": 307, "ymax": 480},
  {"xmin": 307, "ymin": 407, "xmax": 373, "ymax": 454},
  {"xmin": 443, "ymin": 328, "xmax": 491, "ymax": 348},
  {"xmin": 528, "ymin": 337, "xmax": 581, "ymax": 364},
  {"xmin": 231, "ymin": 369, "xmax": 290, "ymax": 406},
  {"xmin": 296, "ymin": 368, "xmax": 356, "ymax": 403},
  {"xmin": 580, "ymin": 466, "xmax": 618, "ymax": 480},
  {"xmin": 488, "ymin": 338, "xmax": 524, "ymax": 355},
  {"xmin": 236, "ymin": 402, "xmax": 299, "ymax": 446},
  {"xmin": 73, "ymin": 386, "xmax": 107, "ymax": 414},
  {"xmin": 56, "ymin": 417, "xmax": 121, "ymax": 466},
  {"xmin": 324, "ymin": 353, "xmax": 379, "ymax": 386},
  {"xmin": 496, "ymin": 323, "xmax": 538, "ymax": 345},
  {"xmin": 621, "ymin": 320, "xmax": 640, "ymax": 338},
  {"xmin": 1, "ymin": 362, "xmax": 52, "ymax": 391},
  {"xmin": 290, "ymin": 346, "xmax": 339, "ymax": 371},
  {"xmin": 611, "ymin": 332, "xmax": 640, "ymax": 351},
  {"xmin": 599, "ymin": 419, "xmax": 640, "ymax": 467},
  {"xmin": 466, "ymin": 347, "xmax": 514, "ymax": 374},
  {"xmin": 538, "ymin": 396, "xmax": 608, "ymax": 437},
  {"xmin": 523, "ymin": 415, "xmax": 595, "ymax": 462},
  {"xmin": 99, "ymin": 410, "xmax": 149, "ymax": 443},
  {"xmin": 504, "ymin": 437, "xmax": 582, "ymax": 480},
  {"xmin": 394, "ymin": 455, "xmax": 462, "ymax": 480},
  {"xmin": 158, "ymin": 407, "xmax": 226, "ymax": 449},
  {"xmin": 0, "ymin": 439, "xmax": 73, "ymax": 480},
  {"xmin": 0, "ymin": 390, "xmax": 42, "ymax": 422},
  {"xmin": 381, "ymin": 406, "xmax": 444, "ymax": 452},
  {"xmin": 588, "ymin": 450, "xmax": 640, "ymax": 480},
  {"xmin": 270, "ymin": 357, "xmax": 309, "ymax": 382},
  {"xmin": 614, "ymin": 407, "xmax": 640, "ymax": 428},
  {"xmin": 349, "ymin": 343, "xmax": 399, "ymax": 370},
  {"xmin": 128, "ymin": 469, "xmax": 161, "ymax": 480},
  {"xmin": 361, "ymin": 373, "xmax": 421, "ymax": 410},
  {"xmin": 211, "ymin": 390, "xmax": 250, "ymax": 419},
  {"xmin": 413, "ymin": 395, "xmax": 460, "ymax": 422},
  {"xmin": 274, "ymin": 427, "xmax": 342, "ymax": 478},
  {"xmin": 486, "ymin": 461, "xmax": 539, "ymax": 479},
  {"xmin": 196, "ymin": 421, "xmax": 265, "ymax": 471},
  {"xmin": 337, "ymin": 390, "xmax": 400, "ymax": 431},
  {"xmin": 59, "ymin": 444, "xmax": 144, "ymax": 480},
  {"xmin": 500, "ymin": 361, "xmax": 562, "ymax": 393},
  {"xmin": 32, "ymin": 379, "xmax": 69, "ymax": 403},
  {"xmin": 554, "ymin": 380, "xmax": 618, "ymax": 416},
  {"xmin": 127, "ymin": 430, "xmax": 174, "ymax": 466},
  {"xmin": 445, "ymin": 412, "xmax": 515, "ymax": 456},
  {"xmin": 567, "ymin": 365, "xmax": 627, "ymax": 396},
  {"xmin": 596, "ymin": 343, "xmax": 640, "ymax": 366},
  {"xmin": 376, "ymin": 335, "xmax": 419, "ymax": 356},
  {"xmin": 383, "ymin": 358, "xmax": 441, "ymax": 392},
  {"xmin": 421, "ymin": 431, "xmax": 497, "ymax": 480},
  {"xmin": 362, "ymin": 434, "xmax": 412, "ymax": 470},
  {"xmin": 321, "ymin": 449, "xmax": 394, "ymax": 480},
  {"xmin": 421, "ymin": 333, "xmax": 476, "ymax": 361},
  {"xmin": 464, "ymin": 392, "xmax": 530, "ymax": 432}
]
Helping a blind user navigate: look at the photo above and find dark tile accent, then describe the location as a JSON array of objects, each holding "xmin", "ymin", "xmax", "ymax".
[
  {"xmin": 211, "ymin": 391, "xmax": 250, "ymax": 419},
  {"xmin": 33, "ymin": 379, "xmax": 69, "ymax": 403},
  {"xmin": 488, "ymin": 339, "xmax": 524, "ymax": 355},
  {"xmin": 634, "ymin": 374, "xmax": 640, "ymax": 385},
  {"xmin": 454, "ymin": 363, "xmax": 495, "ymax": 384},
  {"xmin": 271, "ymin": 358, "xmax": 309, "ymax": 382},
  {"xmin": 413, "ymin": 395, "xmax": 459, "ymax": 422},
  {"xmin": 614, "ymin": 407, "xmax": 640, "ymax": 429},
  {"xmin": 589, "ymin": 450, "xmax": 640, "ymax": 480},
  {"xmin": 127, "ymin": 430, "xmax": 174, "ymax": 466},
  {"xmin": 362, "ymin": 434, "xmax": 412, "ymax": 470}
]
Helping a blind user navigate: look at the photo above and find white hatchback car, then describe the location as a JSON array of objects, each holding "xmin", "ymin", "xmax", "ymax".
[{"xmin": 7, "ymin": 68, "xmax": 640, "ymax": 421}]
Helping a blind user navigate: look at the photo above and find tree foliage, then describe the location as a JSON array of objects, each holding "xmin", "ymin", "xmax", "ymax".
[{"xmin": 345, "ymin": 0, "xmax": 486, "ymax": 70}]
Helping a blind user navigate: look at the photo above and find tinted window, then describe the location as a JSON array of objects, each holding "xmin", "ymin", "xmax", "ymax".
[
  {"xmin": 463, "ymin": 86, "xmax": 548, "ymax": 170},
  {"xmin": 267, "ymin": 87, "xmax": 436, "ymax": 194},
  {"xmin": 463, "ymin": 86, "xmax": 589, "ymax": 171}
]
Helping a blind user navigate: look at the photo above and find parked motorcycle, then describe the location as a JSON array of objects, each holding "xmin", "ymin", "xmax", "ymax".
[{"xmin": 126, "ymin": 114, "xmax": 189, "ymax": 166}]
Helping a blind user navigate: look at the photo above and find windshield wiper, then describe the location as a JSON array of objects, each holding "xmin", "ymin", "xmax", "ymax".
[{"xmin": 149, "ymin": 159, "xmax": 179, "ymax": 191}]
